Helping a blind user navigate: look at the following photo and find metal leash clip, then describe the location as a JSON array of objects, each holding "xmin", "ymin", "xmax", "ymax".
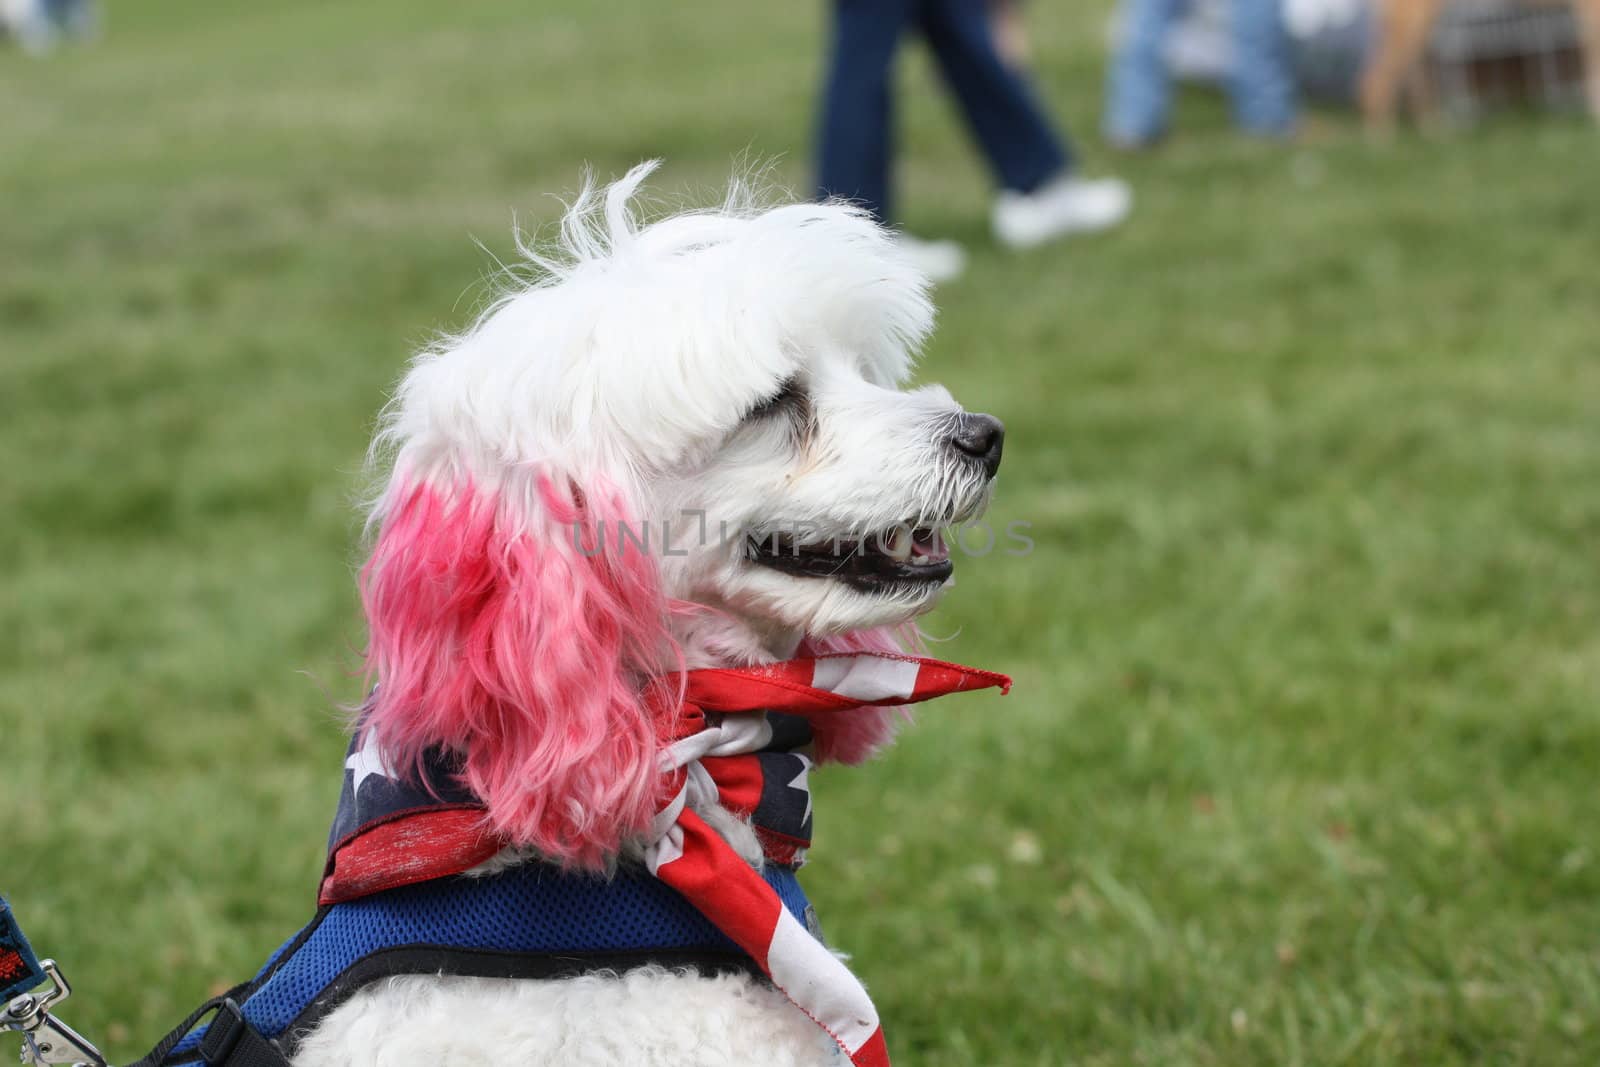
[
  {"xmin": 2, "ymin": 894, "xmax": 106, "ymax": 1067},
  {"xmin": 3, "ymin": 959, "xmax": 107, "ymax": 1067}
]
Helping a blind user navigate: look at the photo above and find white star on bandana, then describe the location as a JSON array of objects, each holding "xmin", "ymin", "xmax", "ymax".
[
  {"xmin": 345, "ymin": 730, "xmax": 396, "ymax": 794},
  {"xmin": 787, "ymin": 755, "xmax": 813, "ymax": 827}
]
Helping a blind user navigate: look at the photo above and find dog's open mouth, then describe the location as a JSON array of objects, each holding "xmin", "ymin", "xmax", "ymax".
[{"xmin": 746, "ymin": 525, "xmax": 953, "ymax": 592}]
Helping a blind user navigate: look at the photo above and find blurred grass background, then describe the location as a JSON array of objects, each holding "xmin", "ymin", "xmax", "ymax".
[{"xmin": 3, "ymin": 1, "xmax": 1599, "ymax": 1064}]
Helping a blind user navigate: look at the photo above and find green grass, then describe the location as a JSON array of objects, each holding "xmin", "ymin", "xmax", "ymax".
[{"xmin": 4, "ymin": 3, "xmax": 1599, "ymax": 1064}]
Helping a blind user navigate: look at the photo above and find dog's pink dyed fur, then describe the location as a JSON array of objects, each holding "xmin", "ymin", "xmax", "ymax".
[
  {"xmin": 360, "ymin": 473, "xmax": 677, "ymax": 870},
  {"xmin": 360, "ymin": 471, "xmax": 915, "ymax": 868}
]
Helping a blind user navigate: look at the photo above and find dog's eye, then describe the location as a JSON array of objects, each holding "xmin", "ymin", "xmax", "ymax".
[{"xmin": 745, "ymin": 376, "xmax": 807, "ymax": 422}]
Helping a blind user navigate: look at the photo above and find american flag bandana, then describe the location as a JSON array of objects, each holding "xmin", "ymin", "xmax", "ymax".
[{"xmin": 321, "ymin": 652, "xmax": 1011, "ymax": 1067}]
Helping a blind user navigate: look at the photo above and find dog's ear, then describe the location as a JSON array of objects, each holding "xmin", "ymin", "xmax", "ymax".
[
  {"xmin": 358, "ymin": 470, "xmax": 673, "ymax": 870},
  {"xmin": 796, "ymin": 625, "xmax": 921, "ymax": 764}
]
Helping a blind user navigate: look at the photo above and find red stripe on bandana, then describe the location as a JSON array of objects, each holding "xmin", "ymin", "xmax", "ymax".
[
  {"xmin": 647, "ymin": 654, "xmax": 1009, "ymax": 1067},
  {"xmin": 681, "ymin": 653, "xmax": 1010, "ymax": 714},
  {"xmin": 695, "ymin": 756, "xmax": 765, "ymax": 819},
  {"xmin": 321, "ymin": 807, "xmax": 501, "ymax": 905},
  {"xmin": 647, "ymin": 808, "xmax": 784, "ymax": 962}
]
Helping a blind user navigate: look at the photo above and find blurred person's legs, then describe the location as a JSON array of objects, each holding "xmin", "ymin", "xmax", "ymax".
[
  {"xmin": 816, "ymin": 0, "xmax": 911, "ymax": 226},
  {"xmin": 817, "ymin": 0, "xmax": 1071, "ymax": 217},
  {"xmin": 815, "ymin": 0, "xmax": 968, "ymax": 281},
  {"xmin": 1359, "ymin": 0, "xmax": 1443, "ymax": 131},
  {"xmin": 912, "ymin": 0, "xmax": 1131, "ymax": 249},
  {"xmin": 2, "ymin": 0, "xmax": 94, "ymax": 51},
  {"xmin": 1104, "ymin": 0, "xmax": 1190, "ymax": 146},
  {"xmin": 1228, "ymin": 0, "xmax": 1296, "ymax": 135},
  {"xmin": 915, "ymin": 0, "xmax": 1069, "ymax": 194},
  {"xmin": 816, "ymin": 0, "xmax": 1130, "ymax": 273},
  {"xmin": 2, "ymin": 0, "xmax": 54, "ymax": 52},
  {"xmin": 1107, "ymin": 0, "xmax": 1294, "ymax": 143},
  {"xmin": 1579, "ymin": 0, "xmax": 1600, "ymax": 117}
]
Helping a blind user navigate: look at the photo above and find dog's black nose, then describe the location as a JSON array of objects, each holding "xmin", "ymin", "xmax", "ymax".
[{"xmin": 950, "ymin": 412, "xmax": 1004, "ymax": 478}]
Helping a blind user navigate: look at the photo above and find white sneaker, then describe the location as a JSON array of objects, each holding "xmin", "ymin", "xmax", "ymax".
[
  {"xmin": 992, "ymin": 175, "xmax": 1133, "ymax": 249},
  {"xmin": 891, "ymin": 233, "xmax": 967, "ymax": 284}
]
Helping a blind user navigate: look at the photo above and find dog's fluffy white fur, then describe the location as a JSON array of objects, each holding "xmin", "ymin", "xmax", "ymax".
[
  {"xmin": 303, "ymin": 164, "xmax": 1000, "ymax": 1065},
  {"xmin": 295, "ymin": 970, "xmax": 840, "ymax": 1067}
]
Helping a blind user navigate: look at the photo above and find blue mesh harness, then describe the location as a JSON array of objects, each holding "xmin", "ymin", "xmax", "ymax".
[
  {"xmin": 136, "ymin": 713, "xmax": 820, "ymax": 1067},
  {"xmin": 150, "ymin": 863, "xmax": 812, "ymax": 1064}
]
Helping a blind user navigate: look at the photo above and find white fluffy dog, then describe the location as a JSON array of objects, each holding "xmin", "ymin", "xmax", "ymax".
[{"xmin": 284, "ymin": 163, "xmax": 1005, "ymax": 1067}]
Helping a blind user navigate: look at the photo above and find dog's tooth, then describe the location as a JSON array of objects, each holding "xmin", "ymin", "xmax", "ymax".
[{"xmin": 883, "ymin": 526, "xmax": 912, "ymax": 560}]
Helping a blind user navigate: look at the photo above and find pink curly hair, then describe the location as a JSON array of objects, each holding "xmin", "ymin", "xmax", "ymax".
[{"xmin": 359, "ymin": 468, "xmax": 914, "ymax": 871}]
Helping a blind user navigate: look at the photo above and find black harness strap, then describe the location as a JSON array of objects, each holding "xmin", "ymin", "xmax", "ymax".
[
  {"xmin": 125, "ymin": 906, "xmax": 333, "ymax": 1067},
  {"xmin": 196, "ymin": 1001, "xmax": 289, "ymax": 1067},
  {"xmin": 125, "ymin": 988, "xmax": 285, "ymax": 1067},
  {"xmin": 125, "ymin": 987, "xmax": 248, "ymax": 1067}
]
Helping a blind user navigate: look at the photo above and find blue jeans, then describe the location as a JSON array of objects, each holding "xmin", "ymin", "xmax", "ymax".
[
  {"xmin": 1104, "ymin": 0, "xmax": 1296, "ymax": 145},
  {"xmin": 816, "ymin": 0, "xmax": 1071, "ymax": 225}
]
